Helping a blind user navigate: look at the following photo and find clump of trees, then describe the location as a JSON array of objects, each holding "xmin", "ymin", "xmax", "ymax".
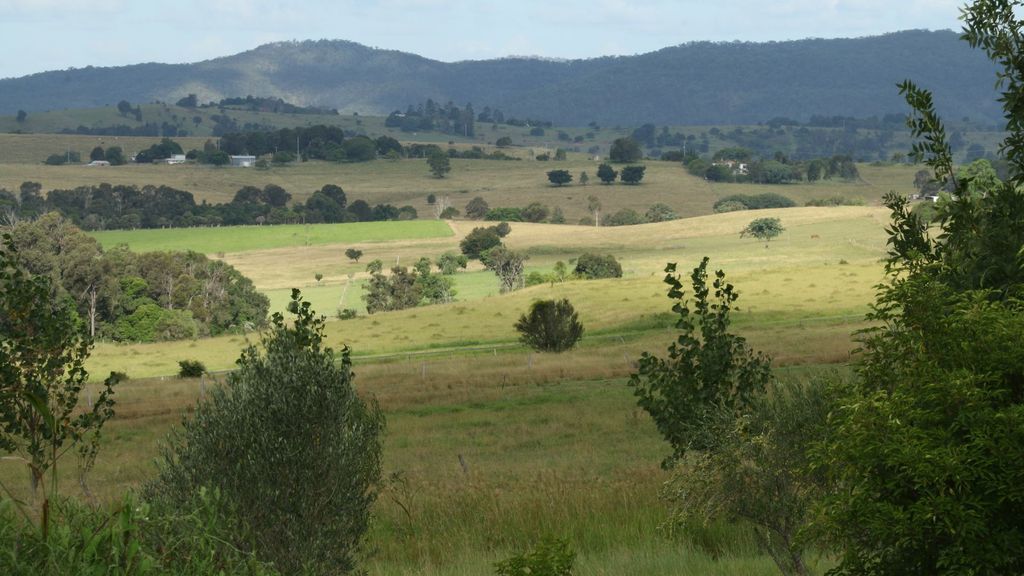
[
  {"xmin": 362, "ymin": 257, "xmax": 456, "ymax": 313},
  {"xmin": 6, "ymin": 214, "xmax": 268, "ymax": 341},
  {"xmin": 713, "ymin": 193, "xmax": 796, "ymax": 213},
  {"xmin": 573, "ymin": 253, "xmax": 622, "ymax": 279}
]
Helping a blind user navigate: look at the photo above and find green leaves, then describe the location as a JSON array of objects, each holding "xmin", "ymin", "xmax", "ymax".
[{"xmin": 629, "ymin": 258, "xmax": 771, "ymax": 465}]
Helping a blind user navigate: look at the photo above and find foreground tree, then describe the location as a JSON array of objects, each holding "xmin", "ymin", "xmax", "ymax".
[
  {"xmin": 147, "ymin": 290, "xmax": 384, "ymax": 574},
  {"xmin": 514, "ymin": 299, "xmax": 584, "ymax": 353},
  {"xmin": 0, "ymin": 235, "xmax": 117, "ymax": 539},
  {"xmin": 630, "ymin": 258, "xmax": 771, "ymax": 461},
  {"xmin": 815, "ymin": 3, "xmax": 1024, "ymax": 573}
]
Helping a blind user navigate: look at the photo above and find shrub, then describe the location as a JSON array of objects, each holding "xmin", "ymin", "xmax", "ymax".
[
  {"xmin": 465, "ymin": 196, "xmax": 490, "ymax": 219},
  {"xmin": 336, "ymin": 308, "xmax": 357, "ymax": 320},
  {"xmin": 485, "ymin": 207, "xmax": 523, "ymax": 221},
  {"xmin": 713, "ymin": 193, "xmax": 796, "ymax": 211},
  {"xmin": 147, "ymin": 290, "xmax": 385, "ymax": 575},
  {"xmin": 494, "ymin": 538, "xmax": 575, "ymax": 576},
  {"xmin": 177, "ymin": 359, "xmax": 206, "ymax": 378},
  {"xmin": 574, "ymin": 253, "xmax": 622, "ymax": 279},
  {"xmin": 522, "ymin": 202, "xmax": 550, "ymax": 222},
  {"xmin": 804, "ymin": 196, "xmax": 863, "ymax": 207},
  {"xmin": 604, "ymin": 208, "xmax": 646, "ymax": 226},
  {"xmin": 646, "ymin": 203, "xmax": 678, "ymax": 222},
  {"xmin": 713, "ymin": 200, "xmax": 748, "ymax": 213},
  {"xmin": 514, "ymin": 299, "xmax": 584, "ymax": 353},
  {"xmin": 439, "ymin": 206, "xmax": 460, "ymax": 219}
]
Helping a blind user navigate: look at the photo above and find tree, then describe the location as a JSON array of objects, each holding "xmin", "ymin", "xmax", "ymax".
[
  {"xmin": 646, "ymin": 203, "xmax": 677, "ymax": 222},
  {"xmin": 16, "ymin": 110, "xmax": 27, "ymax": 123},
  {"xmin": 89, "ymin": 146, "xmax": 106, "ymax": 162},
  {"xmin": 460, "ymin": 227, "xmax": 503, "ymax": 259},
  {"xmin": 345, "ymin": 248, "xmax": 363, "ymax": 263},
  {"xmin": 664, "ymin": 380, "xmax": 832, "ymax": 576},
  {"xmin": 573, "ymin": 253, "xmax": 622, "ymax": 279},
  {"xmin": 620, "ymin": 165, "xmax": 646, "ymax": 184},
  {"xmin": 521, "ymin": 202, "xmax": 549, "ymax": 223},
  {"xmin": 116, "ymin": 100, "xmax": 133, "ymax": 117},
  {"xmin": 496, "ymin": 136, "xmax": 513, "ymax": 147},
  {"xmin": 741, "ymin": 218, "xmax": 784, "ymax": 246},
  {"xmin": 147, "ymin": 291, "xmax": 384, "ymax": 574},
  {"xmin": 482, "ymin": 245, "xmax": 528, "ymax": 293},
  {"xmin": 586, "ymin": 195, "xmax": 602, "ymax": 227},
  {"xmin": 0, "ymin": 235, "xmax": 117, "ymax": 539},
  {"xmin": 314, "ymin": 272, "xmax": 323, "ymax": 284},
  {"xmin": 812, "ymin": 5, "xmax": 1024, "ymax": 573},
  {"xmin": 609, "ymin": 137, "xmax": 642, "ymax": 162},
  {"xmin": 104, "ymin": 146, "xmax": 126, "ymax": 165},
  {"xmin": 427, "ymin": 150, "xmax": 451, "ymax": 178},
  {"xmin": 175, "ymin": 93, "xmax": 198, "ymax": 108},
  {"xmin": 546, "ymin": 169, "xmax": 572, "ymax": 186},
  {"xmin": 596, "ymin": 163, "xmax": 618, "ymax": 184},
  {"xmin": 363, "ymin": 266, "xmax": 421, "ymax": 313},
  {"xmin": 579, "ymin": 171, "xmax": 589, "ymax": 186},
  {"xmin": 629, "ymin": 258, "xmax": 771, "ymax": 463},
  {"xmin": 514, "ymin": 299, "xmax": 584, "ymax": 353},
  {"xmin": 365, "ymin": 259, "xmax": 383, "ymax": 274},
  {"xmin": 465, "ymin": 196, "xmax": 490, "ymax": 219},
  {"xmin": 437, "ymin": 252, "xmax": 468, "ymax": 274}
]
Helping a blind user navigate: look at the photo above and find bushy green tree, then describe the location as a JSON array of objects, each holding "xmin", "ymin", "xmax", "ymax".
[
  {"xmin": 427, "ymin": 150, "xmax": 451, "ymax": 178},
  {"xmin": 547, "ymin": 169, "xmax": 572, "ymax": 186},
  {"xmin": 609, "ymin": 137, "xmax": 642, "ymax": 162},
  {"xmin": 0, "ymin": 235, "xmax": 117, "ymax": 538},
  {"xmin": 741, "ymin": 217, "xmax": 785, "ymax": 246},
  {"xmin": 815, "ymin": 4, "xmax": 1024, "ymax": 572},
  {"xmin": 514, "ymin": 299, "xmax": 583, "ymax": 352},
  {"xmin": 596, "ymin": 163, "xmax": 617, "ymax": 184},
  {"xmin": 465, "ymin": 196, "xmax": 490, "ymax": 219},
  {"xmin": 437, "ymin": 251, "xmax": 468, "ymax": 275},
  {"xmin": 460, "ymin": 226, "xmax": 503, "ymax": 259},
  {"xmin": 619, "ymin": 165, "xmax": 646, "ymax": 184},
  {"xmin": 629, "ymin": 258, "xmax": 771, "ymax": 463},
  {"xmin": 573, "ymin": 253, "xmax": 622, "ymax": 279},
  {"xmin": 147, "ymin": 290, "xmax": 384, "ymax": 574}
]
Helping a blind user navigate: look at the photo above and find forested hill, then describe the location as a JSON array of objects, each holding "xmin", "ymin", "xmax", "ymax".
[{"xmin": 0, "ymin": 30, "xmax": 1002, "ymax": 126}]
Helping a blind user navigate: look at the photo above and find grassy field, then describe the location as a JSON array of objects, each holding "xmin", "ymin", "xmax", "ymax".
[
  {"xmin": 0, "ymin": 151, "xmax": 920, "ymax": 225},
  {"xmin": 1, "ymin": 202, "xmax": 889, "ymax": 574},
  {"xmin": 89, "ymin": 219, "xmax": 453, "ymax": 253},
  {"xmin": 0, "ymin": 150, "xmax": 900, "ymax": 573}
]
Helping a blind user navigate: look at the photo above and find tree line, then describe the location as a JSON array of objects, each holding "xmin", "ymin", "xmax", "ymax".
[
  {"xmin": 0, "ymin": 182, "xmax": 417, "ymax": 231},
  {"xmin": 3, "ymin": 213, "xmax": 268, "ymax": 342}
]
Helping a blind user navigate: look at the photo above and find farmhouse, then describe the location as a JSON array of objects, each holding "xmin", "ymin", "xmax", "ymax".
[{"xmin": 230, "ymin": 155, "xmax": 257, "ymax": 167}]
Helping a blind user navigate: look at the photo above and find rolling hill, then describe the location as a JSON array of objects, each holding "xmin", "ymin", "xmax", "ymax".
[{"xmin": 0, "ymin": 30, "xmax": 1002, "ymax": 126}]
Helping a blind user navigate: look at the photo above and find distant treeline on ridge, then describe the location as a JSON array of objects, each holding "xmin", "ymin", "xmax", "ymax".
[{"xmin": 0, "ymin": 181, "xmax": 416, "ymax": 231}]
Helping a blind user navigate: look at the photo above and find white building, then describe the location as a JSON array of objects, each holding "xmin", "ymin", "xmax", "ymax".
[{"xmin": 230, "ymin": 155, "xmax": 257, "ymax": 167}]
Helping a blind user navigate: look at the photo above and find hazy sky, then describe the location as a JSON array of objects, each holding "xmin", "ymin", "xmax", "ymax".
[{"xmin": 0, "ymin": 0, "xmax": 964, "ymax": 79}]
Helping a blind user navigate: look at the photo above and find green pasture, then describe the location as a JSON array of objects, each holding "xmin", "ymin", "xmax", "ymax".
[
  {"xmin": 88, "ymin": 219, "xmax": 453, "ymax": 253},
  {"xmin": 2, "ymin": 203, "xmax": 891, "ymax": 574},
  {"xmin": 87, "ymin": 206, "xmax": 888, "ymax": 379}
]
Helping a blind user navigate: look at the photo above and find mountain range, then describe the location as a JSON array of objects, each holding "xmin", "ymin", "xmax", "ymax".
[{"xmin": 0, "ymin": 30, "xmax": 1003, "ymax": 127}]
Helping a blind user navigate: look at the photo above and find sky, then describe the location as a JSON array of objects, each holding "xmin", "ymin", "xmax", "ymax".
[{"xmin": 0, "ymin": 0, "xmax": 965, "ymax": 80}]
